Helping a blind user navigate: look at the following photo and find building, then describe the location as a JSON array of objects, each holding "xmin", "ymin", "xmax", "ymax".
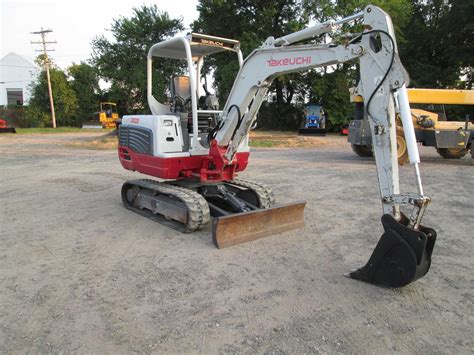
[{"xmin": 0, "ymin": 53, "xmax": 39, "ymax": 106}]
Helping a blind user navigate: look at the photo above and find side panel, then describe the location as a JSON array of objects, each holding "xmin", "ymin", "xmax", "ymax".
[
  {"xmin": 119, "ymin": 125, "xmax": 153, "ymax": 155},
  {"xmin": 121, "ymin": 114, "xmax": 183, "ymax": 155},
  {"xmin": 118, "ymin": 147, "xmax": 250, "ymax": 180},
  {"xmin": 435, "ymin": 130, "xmax": 470, "ymax": 149},
  {"xmin": 119, "ymin": 147, "xmax": 202, "ymax": 179},
  {"xmin": 155, "ymin": 115, "xmax": 184, "ymax": 154}
]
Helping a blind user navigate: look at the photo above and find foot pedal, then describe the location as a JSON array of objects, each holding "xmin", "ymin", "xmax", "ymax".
[{"xmin": 349, "ymin": 214, "xmax": 436, "ymax": 288}]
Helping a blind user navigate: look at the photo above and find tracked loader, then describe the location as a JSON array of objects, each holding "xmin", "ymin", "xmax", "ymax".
[{"xmin": 117, "ymin": 5, "xmax": 437, "ymax": 287}]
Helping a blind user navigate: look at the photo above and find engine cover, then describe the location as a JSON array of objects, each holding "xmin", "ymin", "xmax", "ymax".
[{"xmin": 121, "ymin": 115, "xmax": 183, "ymax": 155}]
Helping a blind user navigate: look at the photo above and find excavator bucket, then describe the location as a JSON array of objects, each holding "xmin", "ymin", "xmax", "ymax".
[
  {"xmin": 212, "ymin": 201, "xmax": 306, "ymax": 248},
  {"xmin": 349, "ymin": 214, "xmax": 437, "ymax": 288}
]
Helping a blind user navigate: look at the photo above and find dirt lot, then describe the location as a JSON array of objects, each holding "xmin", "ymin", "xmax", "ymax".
[{"xmin": 1, "ymin": 132, "xmax": 472, "ymax": 354}]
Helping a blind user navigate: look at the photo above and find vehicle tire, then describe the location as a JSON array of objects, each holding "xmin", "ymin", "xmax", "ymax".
[
  {"xmin": 351, "ymin": 144, "xmax": 373, "ymax": 157},
  {"xmin": 396, "ymin": 133, "xmax": 409, "ymax": 165},
  {"xmin": 436, "ymin": 147, "xmax": 469, "ymax": 159},
  {"xmin": 352, "ymin": 137, "xmax": 408, "ymax": 164}
]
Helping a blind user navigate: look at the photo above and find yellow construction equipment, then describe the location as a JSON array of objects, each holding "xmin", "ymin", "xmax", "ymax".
[
  {"xmin": 407, "ymin": 89, "xmax": 474, "ymax": 105},
  {"xmin": 82, "ymin": 102, "xmax": 121, "ymax": 129},
  {"xmin": 349, "ymin": 88, "xmax": 474, "ymax": 163},
  {"xmin": 98, "ymin": 102, "xmax": 120, "ymax": 129}
]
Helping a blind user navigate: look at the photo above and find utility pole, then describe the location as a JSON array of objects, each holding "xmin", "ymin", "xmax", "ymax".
[{"xmin": 31, "ymin": 28, "xmax": 57, "ymax": 128}]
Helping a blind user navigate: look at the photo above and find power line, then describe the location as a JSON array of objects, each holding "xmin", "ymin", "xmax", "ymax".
[{"xmin": 31, "ymin": 28, "xmax": 57, "ymax": 128}]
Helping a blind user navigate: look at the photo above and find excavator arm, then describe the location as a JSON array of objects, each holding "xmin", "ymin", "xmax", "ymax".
[{"xmin": 211, "ymin": 5, "xmax": 436, "ymax": 287}]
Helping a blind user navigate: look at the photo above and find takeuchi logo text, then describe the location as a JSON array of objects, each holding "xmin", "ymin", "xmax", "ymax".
[
  {"xmin": 267, "ymin": 56, "xmax": 312, "ymax": 67},
  {"xmin": 201, "ymin": 39, "xmax": 224, "ymax": 47}
]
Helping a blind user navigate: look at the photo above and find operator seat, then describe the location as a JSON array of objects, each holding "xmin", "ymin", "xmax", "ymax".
[
  {"xmin": 170, "ymin": 76, "xmax": 211, "ymax": 150},
  {"xmin": 171, "ymin": 75, "xmax": 214, "ymax": 133},
  {"xmin": 171, "ymin": 76, "xmax": 191, "ymax": 113}
]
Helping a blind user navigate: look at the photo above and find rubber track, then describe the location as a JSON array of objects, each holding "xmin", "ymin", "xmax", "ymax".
[
  {"xmin": 229, "ymin": 179, "xmax": 276, "ymax": 209},
  {"xmin": 123, "ymin": 179, "xmax": 210, "ymax": 232}
]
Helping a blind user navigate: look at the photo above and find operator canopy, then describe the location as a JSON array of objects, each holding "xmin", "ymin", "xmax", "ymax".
[{"xmin": 148, "ymin": 33, "xmax": 240, "ymax": 60}]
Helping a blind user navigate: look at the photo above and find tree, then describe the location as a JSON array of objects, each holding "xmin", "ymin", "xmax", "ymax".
[
  {"xmin": 437, "ymin": 0, "xmax": 473, "ymax": 89},
  {"xmin": 399, "ymin": 0, "xmax": 473, "ymax": 89},
  {"xmin": 400, "ymin": 0, "xmax": 454, "ymax": 88},
  {"xmin": 328, "ymin": 0, "xmax": 412, "ymax": 39},
  {"xmin": 91, "ymin": 5, "xmax": 185, "ymax": 114},
  {"xmin": 193, "ymin": 0, "xmax": 415, "ymax": 130},
  {"xmin": 307, "ymin": 69, "xmax": 355, "ymax": 126},
  {"xmin": 68, "ymin": 62, "xmax": 100, "ymax": 121},
  {"xmin": 26, "ymin": 57, "xmax": 78, "ymax": 127},
  {"xmin": 299, "ymin": 0, "xmax": 413, "ymax": 128},
  {"xmin": 193, "ymin": 0, "xmax": 308, "ymax": 107}
]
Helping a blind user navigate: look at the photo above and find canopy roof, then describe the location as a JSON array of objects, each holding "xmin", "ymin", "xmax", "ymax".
[{"xmin": 148, "ymin": 33, "xmax": 240, "ymax": 60}]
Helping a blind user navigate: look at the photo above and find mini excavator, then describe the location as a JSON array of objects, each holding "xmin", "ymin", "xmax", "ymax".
[{"xmin": 118, "ymin": 5, "xmax": 437, "ymax": 287}]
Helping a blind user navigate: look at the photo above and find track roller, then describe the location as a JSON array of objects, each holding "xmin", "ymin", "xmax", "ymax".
[{"xmin": 121, "ymin": 179, "xmax": 210, "ymax": 232}]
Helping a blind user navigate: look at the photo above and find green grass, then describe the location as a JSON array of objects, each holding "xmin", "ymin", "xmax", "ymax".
[
  {"xmin": 16, "ymin": 127, "xmax": 113, "ymax": 134},
  {"xmin": 249, "ymin": 139, "xmax": 276, "ymax": 148}
]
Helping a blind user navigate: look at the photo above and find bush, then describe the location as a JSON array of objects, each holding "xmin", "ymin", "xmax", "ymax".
[
  {"xmin": 0, "ymin": 106, "xmax": 29, "ymax": 128},
  {"xmin": 24, "ymin": 106, "xmax": 53, "ymax": 127},
  {"xmin": 257, "ymin": 102, "xmax": 304, "ymax": 130},
  {"xmin": 28, "ymin": 66, "xmax": 79, "ymax": 127}
]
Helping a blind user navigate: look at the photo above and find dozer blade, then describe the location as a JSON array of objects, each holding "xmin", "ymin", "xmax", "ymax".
[
  {"xmin": 349, "ymin": 214, "xmax": 437, "ymax": 288},
  {"xmin": 212, "ymin": 201, "xmax": 306, "ymax": 248}
]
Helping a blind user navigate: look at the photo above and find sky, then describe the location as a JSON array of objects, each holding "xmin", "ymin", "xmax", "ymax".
[{"xmin": 1, "ymin": 0, "xmax": 199, "ymax": 69}]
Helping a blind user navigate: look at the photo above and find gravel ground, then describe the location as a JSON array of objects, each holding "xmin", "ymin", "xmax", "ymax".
[{"xmin": 1, "ymin": 132, "xmax": 472, "ymax": 354}]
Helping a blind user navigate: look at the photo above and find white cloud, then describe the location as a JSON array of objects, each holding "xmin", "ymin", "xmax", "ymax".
[{"xmin": 1, "ymin": 0, "xmax": 198, "ymax": 69}]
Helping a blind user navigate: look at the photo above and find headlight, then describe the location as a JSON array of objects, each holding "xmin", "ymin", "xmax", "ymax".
[{"xmin": 163, "ymin": 119, "xmax": 173, "ymax": 126}]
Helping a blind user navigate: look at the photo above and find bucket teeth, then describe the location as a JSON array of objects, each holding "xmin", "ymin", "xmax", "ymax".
[
  {"xmin": 212, "ymin": 201, "xmax": 306, "ymax": 248},
  {"xmin": 349, "ymin": 214, "xmax": 437, "ymax": 288}
]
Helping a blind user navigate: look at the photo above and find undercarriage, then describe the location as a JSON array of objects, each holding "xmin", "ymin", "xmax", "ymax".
[{"xmin": 121, "ymin": 178, "xmax": 305, "ymax": 248}]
